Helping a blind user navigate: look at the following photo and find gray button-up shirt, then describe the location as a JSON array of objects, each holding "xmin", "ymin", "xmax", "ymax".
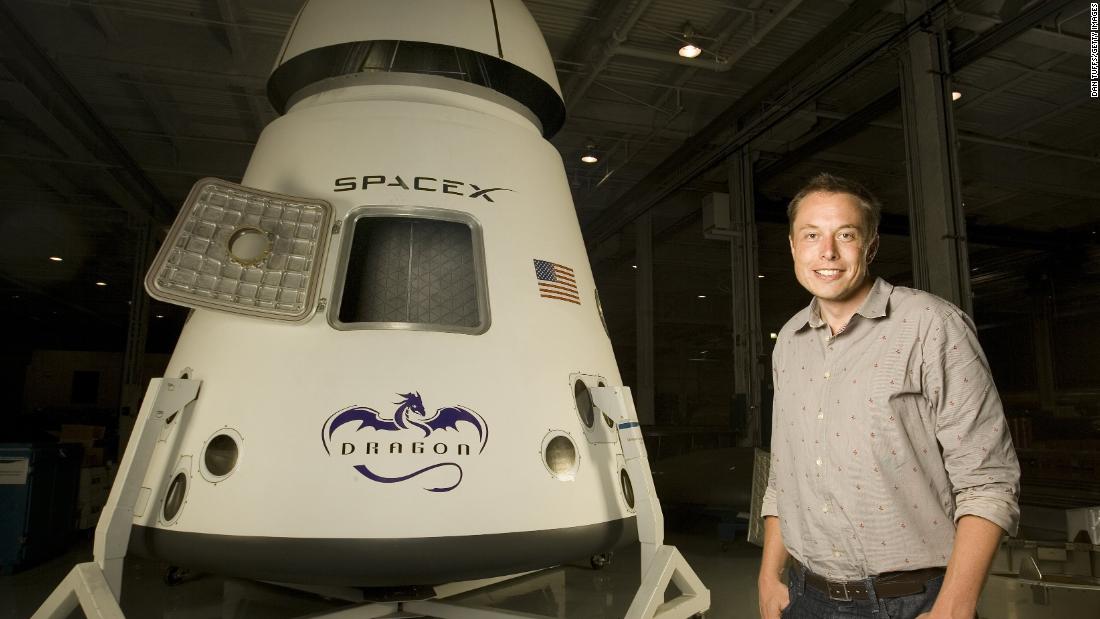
[{"xmin": 761, "ymin": 277, "xmax": 1020, "ymax": 580}]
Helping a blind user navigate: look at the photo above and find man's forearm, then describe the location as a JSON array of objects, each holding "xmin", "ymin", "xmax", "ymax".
[
  {"xmin": 759, "ymin": 516, "xmax": 790, "ymax": 583},
  {"xmin": 758, "ymin": 516, "xmax": 792, "ymax": 619},
  {"xmin": 925, "ymin": 515, "xmax": 1004, "ymax": 618}
]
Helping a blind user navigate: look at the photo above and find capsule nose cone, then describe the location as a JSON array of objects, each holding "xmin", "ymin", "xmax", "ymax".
[{"xmin": 268, "ymin": 0, "xmax": 564, "ymax": 136}]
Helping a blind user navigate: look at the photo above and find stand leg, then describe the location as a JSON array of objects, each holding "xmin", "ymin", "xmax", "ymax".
[
  {"xmin": 591, "ymin": 386, "xmax": 711, "ymax": 619},
  {"xmin": 295, "ymin": 602, "xmax": 401, "ymax": 618},
  {"xmin": 32, "ymin": 563, "xmax": 126, "ymax": 619},
  {"xmin": 31, "ymin": 378, "xmax": 201, "ymax": 619}
]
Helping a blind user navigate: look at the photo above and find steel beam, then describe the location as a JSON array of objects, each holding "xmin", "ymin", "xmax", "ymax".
[
  {"xmin": 635, "ymin": 212, "xmax": 655, "ymax": 425},
  {"xmin": 582, "ymin": 0, "xmax": 894, "ymax": 246},
  {"xmin": 757, "ymin": 89, "xmax": 900, "ymax": 182},
  {"xmin": 726, "ymin": 149, "xmax": 763, "ymax": 447},
  {"xmin": 215, "ymin": 0, "xmax": 248, "ymax": 60},
  {"xmin": 952, "ymin": 0, "xmax": 1077, "ymax": 68},
  {"xmin": 0, "ymin": 2, "xmax": 174, "ymax": 224},
  {"xmin": 900, "ymin": 28, "xmax": 972, "ymax": 313},
  {"xmin": 736, "ymin": 0, "xmax": 1080, "ymax": 201}
]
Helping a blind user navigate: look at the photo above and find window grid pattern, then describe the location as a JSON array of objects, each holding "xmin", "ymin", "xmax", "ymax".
[{"xmin": 155, "ymin": 183, "xmax": 326, "ymax": 316}]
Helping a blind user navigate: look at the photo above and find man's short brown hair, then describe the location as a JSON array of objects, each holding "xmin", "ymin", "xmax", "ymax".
[{"xmin": 787, "ymin": 173, "xmax": 882, "ymax": 240}]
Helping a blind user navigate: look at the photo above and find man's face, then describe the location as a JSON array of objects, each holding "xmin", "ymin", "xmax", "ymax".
[{"xmin": 788, "ymin": 191, "xmax": 878, "ymax": 307}]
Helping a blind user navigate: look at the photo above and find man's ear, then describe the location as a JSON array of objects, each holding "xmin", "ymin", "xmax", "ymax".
[{"xmin": 866, "ymin": 234, "xmax": 880, "ymax": 264}]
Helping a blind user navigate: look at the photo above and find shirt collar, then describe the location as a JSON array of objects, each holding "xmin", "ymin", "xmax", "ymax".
[{"xmin": 795, "ymin": 277, "xmax": 893, "ymax": 332}]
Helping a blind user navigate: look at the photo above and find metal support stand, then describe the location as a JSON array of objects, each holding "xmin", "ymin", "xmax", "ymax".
[
  {"xmin": 32, "ymin": 382, "xmax": 708, "ymax": 619},
  {"xmin": 31, "ymin": 378, "xmax": 201, "ymax": 619},
  {"xmin": 592, "ymin": 386, "xmax": 710, "ymax": 619}
]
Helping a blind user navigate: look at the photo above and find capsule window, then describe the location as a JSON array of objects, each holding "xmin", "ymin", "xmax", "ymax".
[
  {"xmin": 163, "ymin": 472, "xmax": 187, "ymax": 522},
  {"xmin": 204, "ymin": 434, "xmax": 239, "ymax": 478},
  {"xmin": 620, "ymin": 468, "xmax": 635, "ymax": 510},
  {"xmin": 543, "ymin": 433, "xmax": 578, "ymax": 481},
  {"xmin": 333, "ymin": 212, "xmax": 489, "ymax": 334},
  {"xmin": 574, "ymin": 379, "xmax": 595, "ymax": 428},
  {"xmin": 227, "ymin": 226, "xmax": 272, "ymax": 266}
]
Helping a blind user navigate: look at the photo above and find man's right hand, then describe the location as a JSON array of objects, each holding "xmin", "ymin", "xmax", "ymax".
[
  {"xmin": 758, "ymin": 576, "xmax": 790, "ymax": 619},
  {"xmin": 758, "ymin": 516, "xmax": 792, "ymax": 618}
]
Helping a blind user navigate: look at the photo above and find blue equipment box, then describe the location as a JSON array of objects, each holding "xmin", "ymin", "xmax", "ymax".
[{"xmin": 0, "ymin": 443, "xmax": 82, "ymax": 573}]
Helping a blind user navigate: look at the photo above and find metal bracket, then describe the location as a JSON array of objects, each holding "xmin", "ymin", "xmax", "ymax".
[{"xmin": 31, "ymin": 378, "xmax": 201, "ymax": 619}]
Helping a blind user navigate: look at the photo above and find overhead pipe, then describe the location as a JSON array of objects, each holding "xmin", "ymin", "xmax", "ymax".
[
  {"xmin": 568, "ymin": 0, "xmax": 808, "ymax": 201},
  {"xmin": 589, "ymin": 0, "xmax": 805, "ymax": 192},
  {"xmin": 610, "ymin": 0, "xmax": 807, "ymax": 74},
  {"xmin": 807, "ymin": 109, "xmax": 1100, "ymax": 164},
  {"xmin": 565, "ymin": 0, "xmax": 657, "ymax": 111},
  {"xmin": 615, "ymin": 45, "xmax": 732, "ymax": 70},
  {"xmin": 645, "ymin": 1, "xmax": 767, "ymax": 116},
  {"xmin": 726, "ymin": 0, "xmax": 807, "ymax": 66}
]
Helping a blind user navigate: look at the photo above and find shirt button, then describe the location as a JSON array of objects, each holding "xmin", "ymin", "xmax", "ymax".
[
  {"xmin": 817, "ymin": 412, "xmax": 824, "ymax": 420},
  {"xmin": 834, "ymin": 550, "xmax": 842, "ymax": 557},
  {"xmin": 822, "ymin": 504, "xmax": 830, "ymax": 513},
  {"xmin": 824, "ymin": 372, "xmax": 831, "ymax": 379},
  {"xmin": 816, "ymin": 458, "xmax": 823, "ymax": 466}
]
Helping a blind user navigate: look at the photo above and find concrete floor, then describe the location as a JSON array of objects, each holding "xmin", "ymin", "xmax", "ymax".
[{"xmin": 3, "ymin": 517, "xmax": 1095, "ymax": 618}]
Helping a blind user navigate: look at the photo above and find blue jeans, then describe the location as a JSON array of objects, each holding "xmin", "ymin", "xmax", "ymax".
[{"xmin": 781, "ymin": 565, "xmax": 943, "ymax": 619}]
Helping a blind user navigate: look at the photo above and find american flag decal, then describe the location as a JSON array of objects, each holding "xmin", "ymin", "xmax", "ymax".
[{"xmin": 533, "ymin": 259, "xmax": 580, "ymax": 305}]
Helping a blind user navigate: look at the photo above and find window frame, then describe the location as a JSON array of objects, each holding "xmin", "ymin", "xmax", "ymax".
[{"xmin": 327, "ymin": 205, "xmax": 491, "ymax": 335}]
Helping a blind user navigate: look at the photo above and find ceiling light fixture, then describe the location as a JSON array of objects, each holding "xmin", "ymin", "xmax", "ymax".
[
  {"xmin": 757, "ymin": 274, "xmax": 765, "ymax": 279},
  {"xmin": 48, "ymin": 256, "xmax": 63, "ymax": 262},
  {"xmin": 678, "ymin": 23, "xmax": 702, "ymax": 59},
  {"xmin": 697, "ymin": 294, "xmax": 707, "ymax": 299},
  {"xmin": 95, "ymin": 281, "xmax": 107, "ymax": 287},
  {"xmin": 769, "ymin": 332, "xmax": 778, "ymax": 339},
  {"xmin": 580, "ymin": 142, "xmax": 599, "ymax": 164},
  {"xmin": 951, "ymin": 90, "xmax": 962, "ymax": 101}
]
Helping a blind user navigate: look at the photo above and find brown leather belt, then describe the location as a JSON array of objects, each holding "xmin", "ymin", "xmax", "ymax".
[{"xmin": 799, "ymin": 563, "xmax": 946, "ymax": 601}]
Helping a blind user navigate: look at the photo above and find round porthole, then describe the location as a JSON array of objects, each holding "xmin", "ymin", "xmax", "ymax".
[
  {"xmin": 542, "ymin": 432, "xmax": 579, "ymax": 481},
  {"xmin": 574, "ymin": 379, "xmax": 595, "ymax": 428},
  {"xmin": 163, "ymin": 472, "xmax": 187, "ymax": 522},
  {"xmin": 200, "ymin": 428, "xmax": 242, "ymax": 482},
  {"xmin": 204, "ymin": 434, "xmax": 238, "ymax": 477},
  {"xmin": 620, "ymin": 468, "xmax": 635, "ymax": 510},
  {"xmin": 227, "ymin": 226, "xmax": 272, "ymax": 266}
]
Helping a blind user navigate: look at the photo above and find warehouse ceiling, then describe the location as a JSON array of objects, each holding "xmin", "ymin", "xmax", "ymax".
[{"xmin": 0, "ymin": 0, "xmax": 1096, "ymax": 360}]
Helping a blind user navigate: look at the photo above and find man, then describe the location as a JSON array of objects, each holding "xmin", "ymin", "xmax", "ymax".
[{"xmin": 757, "ymin": 173, "xmax": 1020, "ymax": 619}]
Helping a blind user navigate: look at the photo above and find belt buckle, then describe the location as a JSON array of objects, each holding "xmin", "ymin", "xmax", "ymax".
[{"xmin": 827, "ymin": 580, "xmax": 852, "ymax": 602}]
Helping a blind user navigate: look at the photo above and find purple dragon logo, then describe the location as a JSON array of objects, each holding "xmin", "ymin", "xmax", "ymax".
[{"xmin": 321, "ymin": 392, "xmax": 488, "ymax": 492}]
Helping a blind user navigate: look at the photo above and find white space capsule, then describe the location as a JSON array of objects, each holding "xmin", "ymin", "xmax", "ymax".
[{"xmin": 131, "ymin": 0, "xmax": 638, "ymax": 587}]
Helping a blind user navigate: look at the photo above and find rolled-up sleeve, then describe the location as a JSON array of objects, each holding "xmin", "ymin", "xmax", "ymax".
[
  {"xmin": 760, "ymin": 355, "xmax": 781, "ymax": 519},
  {"xmin": 761, "ymin": 455, "xmax": 779, "ymax": 518},
  {"xmin": 926, "ymin": 309, "xmax": 1021, "ymax": 535}
]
